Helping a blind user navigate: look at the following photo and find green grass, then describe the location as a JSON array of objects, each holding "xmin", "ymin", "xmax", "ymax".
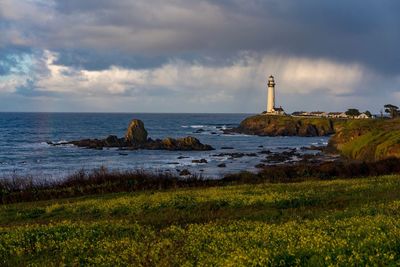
[
  {"xmin": 340, "ymin": 130, "xmax": 400, "ymax": 160},
  {"xmin": 330, "ymin": 118, "xmax": 400, "ymax": 161},
  {"xmin": 1, "ymin": 175, "xmax": 400, "ymax": 266}
]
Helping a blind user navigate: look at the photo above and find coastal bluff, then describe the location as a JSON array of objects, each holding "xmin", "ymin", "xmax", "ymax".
[
  {"xmin": 328, "ymin": 118, "xmax": 400, "ymax": 161},
  {"xmin": 228, "ymin": 115, "xmax": 335, "ymax": 137},
  {"xmin": 230, "ymin": 114, "xmax": 400, "ymax": 161}
]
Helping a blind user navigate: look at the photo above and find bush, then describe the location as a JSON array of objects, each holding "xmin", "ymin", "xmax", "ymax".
[{"xmin": 2, "ymin": 158, "xmax": 400, "ymax": 204}]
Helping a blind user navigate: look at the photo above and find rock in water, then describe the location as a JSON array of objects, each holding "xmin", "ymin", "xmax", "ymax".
[
  {"xmin": 125, "ymin": 119, "xmax": 148, "ymax": 144},
  {"xmin": 105, "ymin": 135, "xmax": 122, "ymax": 147},
  {"xmin": 55, "ymin": 118, "xmax": 214, "ymax": 151},
  {"xmin": 154, "ymin": 136, "xmax": 214, "ymax": 151},
  {"xmin": 173, "ymin": 136, "xmax": 213, "ymax": 151},
  {"xmin": 161, "ymin": 137, "xmax": 176, "ymax": 149}
]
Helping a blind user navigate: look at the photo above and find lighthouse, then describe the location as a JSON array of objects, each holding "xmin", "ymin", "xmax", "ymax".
[
  {"xmin": 267, "ymin": 75, "xmax": 275, "ymax": 113},
  {"xmin": 265, "ymin": 75, "xmax": 284, "ymax": 115}
]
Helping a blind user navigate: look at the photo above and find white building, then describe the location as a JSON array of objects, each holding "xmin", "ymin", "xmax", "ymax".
[
  {"xmin": 310, "ymin": 111, "xmax": 328, "ymax": 117},
  {"xmin": 356, "ymin": 113, "xmax": 370, "ymax": 119},
  {"xmin": 265, "ymin": 75, "xmax": 285, "ymax": 115},
  {"xmin": 328, "ymin": 112, "xmax": 348, "ymax": 118}
]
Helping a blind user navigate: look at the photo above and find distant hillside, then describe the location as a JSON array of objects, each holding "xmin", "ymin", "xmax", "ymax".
[
  {"xmin": 231, "ymin": 115, "xmax": 336, "ymax": 137},
  {"xmin": 328, "ymin": 118, "xmax": 400, "ymax": 161}
]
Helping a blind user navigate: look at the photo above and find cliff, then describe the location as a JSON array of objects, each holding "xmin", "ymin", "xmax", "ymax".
[
  {"xmin": 234, "ymin": 115, "xmax": 400, "ymax": 161},
  {"xmin": 231, "ymin": 115, "xmax": 335, "ymax": 137},
  {"xmin": 328, "ymin": 118, "xmax": 400, "ymax": 161}
]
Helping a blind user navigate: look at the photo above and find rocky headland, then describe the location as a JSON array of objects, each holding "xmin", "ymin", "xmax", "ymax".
[
  {"xmin": 49, "ymin": 119, "xmax": 214, "ymax": 151},
  {"xmin": 229, "ymin": 114, "xmax": 400, "ymax": 162},
  {"xmin": 328, "ymin": 118, "xmax": 400, "ymax": 161},
  {"xmin": 226, "ymin": 114, "xmax": 336, "ymax": 137}
]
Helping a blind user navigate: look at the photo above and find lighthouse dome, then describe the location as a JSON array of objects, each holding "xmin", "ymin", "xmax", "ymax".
[{"xmin": 268, "ymin": 75, "xmax": 275, "ymax": 86}]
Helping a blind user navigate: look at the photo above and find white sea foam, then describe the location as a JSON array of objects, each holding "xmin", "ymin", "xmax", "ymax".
[
  {"xmin": 221, "ymin": 133, "xmax": 251, "ymax": 137},
  {"xmin": 53, "ymin": 140, "xmax": 69, "ymax": 144},
  {"xmin": 21, "ymin": 142, "xmax": 50, "ymax": 148}
]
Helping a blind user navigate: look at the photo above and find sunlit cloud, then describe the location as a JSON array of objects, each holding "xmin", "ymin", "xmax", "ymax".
[
  {"xmin": 1, "ymin": 0, "xmax": 400, "ymax": 112},
  {"xmin": 2, "ymin": 50, "xmax": 376, "ymax": 102}
]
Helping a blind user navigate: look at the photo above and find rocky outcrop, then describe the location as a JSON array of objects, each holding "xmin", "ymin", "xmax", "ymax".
[
  {"xmin": 49, "ymin": 119, "xmax": 214, "ymax": 151},
  {"xmin": 144, "ymin": 137, "xmax": 213, "ymax": 151},
  {"xmin": 226, "ymin": 115, "xmax": 335, "ymax": 137},
  {"xmin": 105, "ymin": 135, "xmax": 123, "ymax": 147},
  {"xmin": 125, "ymin": 119, "xmax": 148, "ymax": 144}
]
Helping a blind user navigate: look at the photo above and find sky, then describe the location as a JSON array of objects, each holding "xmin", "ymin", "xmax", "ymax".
[{"xmin": 0, "ymin": 0, "xmax": 399, "ymax": 113}]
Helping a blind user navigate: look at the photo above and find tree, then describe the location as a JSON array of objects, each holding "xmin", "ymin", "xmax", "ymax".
[
  {"xmin": 364, "ymin": 110, "xmax": 372, "ymax": 117},
  {"xmin": 345, "ymin": 108, "xmax": 361, "ymax": 118},
  {"xmin": 384, "ymin": 104, "xmax": 399, "ymax": 118}
]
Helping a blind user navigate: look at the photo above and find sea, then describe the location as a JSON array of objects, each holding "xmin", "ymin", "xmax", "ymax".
[{"xmin": 0, "ymin": 113, "xmax": 329, "ymax": 180}]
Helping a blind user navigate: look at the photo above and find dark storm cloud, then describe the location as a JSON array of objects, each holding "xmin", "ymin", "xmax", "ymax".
[
  {"xmin": 53, "ymin": 49, "xmax": 170, "ymax": 71},
  {"xmin": 53, "ymin": 49, "xmax": 244, "ymax": 71},
  {"xmin": 2, "ymin": 0, "xmax": 399, "ymax": 74},
  {"xmin": 1, "ymin": 0, "xmax": 400, "ymax": 114}
]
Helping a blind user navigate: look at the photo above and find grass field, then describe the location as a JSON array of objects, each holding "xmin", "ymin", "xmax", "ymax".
[{"xmin": 1, "ymin": 175, "xmax": 400, "ymax": 266}]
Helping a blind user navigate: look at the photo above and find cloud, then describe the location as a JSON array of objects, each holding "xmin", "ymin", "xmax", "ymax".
[
  {"xmin": 0, "ymin": 47, "xmax": 36, "ymax": 93},
  {"xmin": 2, "ymin": 49, "xmax": 388, "ymax": 112},
  {"xmin": 20, "ymin": 51, "xmax": 366, "ymax": 95},
  {"xmin": 1, "ymin": 1, "xmax": 400, "ymax": 112},
  {"xmin": 0, "ymin": 75, "xmax": 28, "ymax": 93},
  {"xmin": 278, "ymin": 58, "xmax": 365, "ymax": 95},
  {"xmin": 1, "ymin": 0, "xmax": 400, "ymax": 74}
]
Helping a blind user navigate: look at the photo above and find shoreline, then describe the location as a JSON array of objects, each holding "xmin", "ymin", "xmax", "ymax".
[
  {"xmin": 0, "ymin": 143, "xmax": 333, "ymax": 179},
  {"xmin": 2, "ymin": 157, "xmax": 400, "ymax": 204}
]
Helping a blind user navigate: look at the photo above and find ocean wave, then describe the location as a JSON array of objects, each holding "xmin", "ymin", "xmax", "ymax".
[
  {"xmin": 49, "ymin": 140, "xmax": 75, "ymax": 147},
  {"xmin": 221, "ymin": 133, "xmax": 251, "ymax": 137},
  {"xmin": 53, "ymin": 140, "xmax": 69, "ymax": 144},
  {"xmin": 181, "ymin": 125, "xmax": 206, "ymax": 128},
  {"xmin": 20, "ymin": 142, "xmax": 51, "ymax": 148}
]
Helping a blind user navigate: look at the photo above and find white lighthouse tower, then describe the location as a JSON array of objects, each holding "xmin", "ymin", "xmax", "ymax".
[
  {"xmin": 265, "ymin": 75, "xmax": 284, "ymax": 115},
  {"xmin": 267, "ymin": 75, "xmax": 276, "ymax": 113}
]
